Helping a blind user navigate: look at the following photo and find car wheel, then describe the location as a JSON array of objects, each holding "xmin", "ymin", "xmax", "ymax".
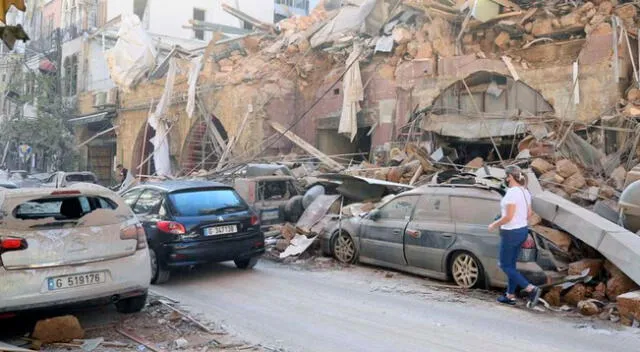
[
  {"xmin": 115, "ymin": 293, "xmax": 148, "ymax": 314},
  {"xmin": 450, "ymin": 252, "xmax": 484, "ymax": 289},
  {"xmin": 235, "ymin": 256, "xmax": 259, "ymax": 270},
  {"xmin": 149, "ymin": 248, "xmax": 170, "ymax": 284},
  {"xmin": 332, "ymin": 231, "xmax": 357, "ymax": 264}
]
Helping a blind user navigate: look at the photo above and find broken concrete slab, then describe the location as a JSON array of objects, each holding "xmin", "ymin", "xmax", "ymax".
[
  {"xmin": 280, "ymin": 234, "xmax": 317, "ymax": 258},
  {"xmin": 533, "ymin": 191, "xmax": 640, "ymax": 287}
]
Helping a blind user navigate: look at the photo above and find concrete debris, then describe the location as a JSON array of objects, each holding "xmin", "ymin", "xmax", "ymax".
[
  {"xmin": 617, "ymin": 290, "xmax": 640, "ymax": 326},
  {"xmin": 32, "ymin": 315, "xmax": 85, "ymax": 344},
  {"xmin": 565, "ymin": 283, "xmax": 588, "ymax": 306},
  {"xmin": 578, "ymin": 300, "xmax": 602, "ymax": 316},
  {"xmin": 568, "ymin": 259, "xmax": 603, "ymax": 277}
]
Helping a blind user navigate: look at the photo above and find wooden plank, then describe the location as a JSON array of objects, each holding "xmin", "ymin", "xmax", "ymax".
[
  {"xmin": 76, "ymin": 125, "xmax": 119, "ymax": 149},
  {"xmin": 268, "ymin": 121, "xmax": 343, "ymax": 171},
  {"xmin": 216, "ymin": 107, "xmax": 252, "ymax": 171},
  {"xmin": 196, "ymin": 96, "xmax": 226, "ymax": 155},
  {"xmin": 501, "ymin": 55, "xmax": 520, "ymax": 81},
  {"xmin": 409, "ymin": 165, "xmax": 424, "ymax": 186}
]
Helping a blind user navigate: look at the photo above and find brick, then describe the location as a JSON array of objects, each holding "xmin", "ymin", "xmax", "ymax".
[
  {"xmin": 607, "ymin": 271, "xmax": 639, "ymax": 301},
  {"xmin": 562, "ymin": 172, "xmax": 586, "ymax": 194},
  {"xmin": 33, "ymin": 315, "xmax": 84, "ymax": 344},
  {"xmin": 494, "ymin": 31, "xmax": 511, "ymax": 49}
]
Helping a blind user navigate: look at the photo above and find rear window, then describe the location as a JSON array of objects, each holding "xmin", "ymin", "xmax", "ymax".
[
  {"xmin": 168, "ymin": 189, "xmax": 247, "ymax": 217},
  {"xmin": 14, "ymin": 196, "xmax": 118, "ymax": 220},
  {"xmin": 66, "ymin": 174, "xmax": 96, "ymax": 183}
]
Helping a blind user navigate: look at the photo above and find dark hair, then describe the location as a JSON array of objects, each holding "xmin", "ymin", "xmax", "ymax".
[
  {"xmin": 505, "ymin": 165, "xmax": 526, "ymax": 186},
  {"xmin": 116, "ymin": 164, "xmax": 123, "ymax": 169}
]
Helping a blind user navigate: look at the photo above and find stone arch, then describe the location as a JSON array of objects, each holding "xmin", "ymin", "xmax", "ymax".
[
  {"xmin": 423, "ymin": 71, "xmax": 555, "ymax": 163},
  {"xmin": 430, "ymin": 71, "xmax": 554, "ymax": 116},
  {"xmin": 178, "ymin": 114, "xmax": 229, "ymax": 175}
]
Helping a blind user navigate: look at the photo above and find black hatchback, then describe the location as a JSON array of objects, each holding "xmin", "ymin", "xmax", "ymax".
[{"xmin": 122, "ymin": 181, "xmax": 265, "ymax": 284}]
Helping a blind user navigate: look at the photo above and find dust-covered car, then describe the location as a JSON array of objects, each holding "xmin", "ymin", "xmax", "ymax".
[
  {"xmin": 0, "ymin": 184, "xmax": 151, "ymax": 317},
  {"xmin": 320, "ymin": 184, "xmax": 549, "ymax": 289},
  {"xmin": 41, "ymin": 171, "xmax": 99, "ymax": 188}
]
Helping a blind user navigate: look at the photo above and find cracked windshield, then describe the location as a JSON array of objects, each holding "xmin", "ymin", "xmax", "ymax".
[{"xmin": 2, "ymin": 1, "xmax": 640, "ymax": 351}]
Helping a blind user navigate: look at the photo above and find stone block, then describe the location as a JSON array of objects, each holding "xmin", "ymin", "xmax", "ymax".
[
  {"xmin": 494, "ymin": 31, "xmax": 511, "ymax": 49},
  {"xmin": 578, "ymin": 300, "xmax": 601, "ymax": 316},
  {"xmin": 563, "ymin": 172, "xmax": 586, "ymax": 194},
  {"xmin": 564, "ymin": 283, "xmax": 587, "ymax": 306},
  {"xmin": 606, "ymin": 270, "xmax": 639, "ymax": 301},
  {"xmin": 531, "ymin": 225, "xmax": 572, "ymax": 252},
  {"xmin": 543, "ymin": 286, "xmax": 562, "ymax": 307},
  {"xmin": 556, "ymin": 159, "xmax": 579, "ymax": 178},
  {"xmin": 568, "ymin": 259, "xmax": 604, "ymax": 276},
  {"xmin": 610, "ymin": 166, "xmax": 627, "ymax": 191},
  {"xmin": 617, "ymin": 290, "xmax": 640, "ymax": 325},
  {"xmin": 33, "ymin": 315, "xmax": 84, "ymax": 344},
  {"xmin": 531, "ymin": 158, "xmax": 554, "ymax": 175}
]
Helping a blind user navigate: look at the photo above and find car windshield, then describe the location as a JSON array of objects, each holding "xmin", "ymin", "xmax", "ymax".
[{"xmin": 168, "ymin": 189, "xmax": 247, "ymax": 217}]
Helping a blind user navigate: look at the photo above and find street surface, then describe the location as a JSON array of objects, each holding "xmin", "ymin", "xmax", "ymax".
[{"xmin": 152, "ymin": 260, "xmax": 640, "ymax": 352}]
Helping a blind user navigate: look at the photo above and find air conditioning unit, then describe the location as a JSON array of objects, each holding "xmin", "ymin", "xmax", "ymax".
[
  {"xmin": 93, "ymin": 91, "xmax": 107, "ymax": 107},
  {"xmin": 105, "ymin": 88, "xmax": 118, "ymax": 105}
]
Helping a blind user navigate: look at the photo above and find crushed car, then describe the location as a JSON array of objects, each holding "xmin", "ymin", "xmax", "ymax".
[
  {"xmin": 318, "ymin": 183, "xmax": 555, "ymax": 289},
  {"xmin": 0, "ymin": 184, "xmax": 151, "ymax": 317}
]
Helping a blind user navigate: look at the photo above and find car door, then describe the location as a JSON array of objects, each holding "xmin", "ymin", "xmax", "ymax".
[
  {"xmin": 450, "ymin": 195, "xmax": 503, "ymax": 281},
  {"xmin": 359, "ymin": 195, "xmax": 419, "ymax": 266},
  {"xmin": 405, "ymin": 190, "xmax": 455, "ymax": 272},
  {"xmin": 122, "ymin": 188, "xmax": 144, "ymax": 209}
]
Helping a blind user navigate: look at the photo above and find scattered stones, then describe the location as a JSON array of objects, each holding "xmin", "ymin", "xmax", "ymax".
[
  {"xmin": 609, "ymin": 166, "xmax": 627, "ymax": 191},
  {"xmin": 556, "ymin": 159, "xmax": 579, "ymax": 178},
  {"xmin": 592, "ymin": 282, "xmax": 607, "ymax": 301},
  {"xmin": 531, "ymin": 158, "xmax": 554, "ymax": 175},
  {"xmin": 544, "ymin": 287, "xmax": 563, "ymax": 307},
  {"xmin": 32, "ymin": 315, "xmax": 85, "ymax": 344},
  {"xmin": 174, "ymin": 338, "xmax": 189, "ymax": 349},
  {"xmin": 617, "ymin": 290, "xmax": 640, "ymax": 326},
  {"xmin": 606, "ymin": 271, "xmax": 639, "ymax": 302}
]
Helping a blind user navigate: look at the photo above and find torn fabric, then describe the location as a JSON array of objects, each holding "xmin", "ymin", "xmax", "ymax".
[
  {"xmin": 147, "ymin": 58, "xmax": 177, "ymax": 177},
  {"xmin": 186, "ymin": 55, "xmax": 203, "ymax": 118},
  {"xmin": 339, "ymin": 45, "xmax": 364, "ymax": 142},
  {"xmin": 105, "ymin": 14, "xmax": 157, "ymax": 91}
]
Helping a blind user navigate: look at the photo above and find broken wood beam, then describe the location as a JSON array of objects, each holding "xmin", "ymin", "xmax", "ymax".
[
  {"xmin": 268, "ymin": 120, "xmax": 343, "ymax": 171},
  {"xmin": 196, "ymin": 96, "xmax": 226, "ymax": 155},
  {"xmin": 409, "ymin": 165, "xmax": 424, "ymax": 186},
  {"xmin": 221, "ymin": 3, "xmax": 274, "ymax": 33},
  {"xmin": 76, "ymin": 125, "xmax": 119, "ymax": 149},
  {"xmin": 216, "ymin": 107, "xmax": 252, "ymax": 171}
]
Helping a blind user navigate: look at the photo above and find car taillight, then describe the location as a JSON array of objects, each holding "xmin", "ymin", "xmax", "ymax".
[
  {"xmin": 250, "ymin": 215, "xmax": 260, "ymax": 226},
  {"xmin": 121, "ymin": 224, "xmax": 147, "ymax": 250},
  {"xmin": 157, "ymin": 221, "xmax": 186, "ymax": 235},
  {"xmin": 522, "ymin": 235, "xmax": 536, "ymax": 249},
  {"xmin": 1, "ymin": 237, "xmax": 27, "ymax": 252}
]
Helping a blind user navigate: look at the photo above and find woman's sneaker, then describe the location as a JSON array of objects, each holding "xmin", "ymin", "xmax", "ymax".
[
  {"xmin": 526, "ymin": 287, "xmax": 542, "ymax": 308},
  {"xmin": 497, "ymin": 295, "xmax": 516, "ymax": 305}
]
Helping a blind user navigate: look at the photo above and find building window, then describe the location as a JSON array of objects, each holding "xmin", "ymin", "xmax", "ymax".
[
  {"xmin": 63, "ymin": 55, "xmax": 78, "ymax": 96},
  {"xmin": 193, "ymin": 8, "xmax": 206, "ymax": 40}
]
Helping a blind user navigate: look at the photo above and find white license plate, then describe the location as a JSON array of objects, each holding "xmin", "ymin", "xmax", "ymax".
[
  {"xmin": 206, "ymin": 225, "xmax": 238, "ymax": 236},
  {"xmin": 261, "ymin": 209, "xmax": 280, "ymax": 221},
  {"xmin": 47, "ymin": 272, "xmax": 107, "ymax": 291}
]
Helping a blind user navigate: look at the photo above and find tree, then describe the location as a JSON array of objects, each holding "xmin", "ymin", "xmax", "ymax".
[{"xmin": 0, "ymin": 30, "xmax": 77, "ymax": 172}]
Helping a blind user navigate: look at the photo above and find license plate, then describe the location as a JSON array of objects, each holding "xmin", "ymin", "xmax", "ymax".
[
  {"xmin": 261, "ymin": 209, "xmax": 280, "ymax": 221},
  {"xmin": 206, "ymin": 225, "xmax": 238, "ymax": 236},
  {"xmin": 47, "ymin": 272, "xmax": 107, "ymax": 291}
]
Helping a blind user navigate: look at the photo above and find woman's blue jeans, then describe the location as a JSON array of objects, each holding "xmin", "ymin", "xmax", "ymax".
[{"xmin": 499, "ymin": 226, "xmax": 531, "ymax": 295}]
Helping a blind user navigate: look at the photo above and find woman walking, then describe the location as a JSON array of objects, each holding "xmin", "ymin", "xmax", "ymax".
[{"xmin": 489, "ymin": 165, "xmax": 542, "ymax": 307}]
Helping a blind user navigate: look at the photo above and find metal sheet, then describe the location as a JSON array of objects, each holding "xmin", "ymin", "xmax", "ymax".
[{"xmin": 296, "ymin": 194, "xmax": 341, "ymax": 233}]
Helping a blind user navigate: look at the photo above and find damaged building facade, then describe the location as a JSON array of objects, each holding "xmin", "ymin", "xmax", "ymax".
[{"xmin": 82, "ymin": 0, "xmax": 638, "ymax": 179}]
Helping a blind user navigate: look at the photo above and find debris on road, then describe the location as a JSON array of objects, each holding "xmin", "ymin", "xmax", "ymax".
[{"xmin": 32, "ymin": 315, "xmax": 85, "ymax": 344}]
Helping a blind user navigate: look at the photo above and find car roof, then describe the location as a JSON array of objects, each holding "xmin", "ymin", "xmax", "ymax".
[
  {"xmin": 0, "ymin": 183, "xmax": 113, "ymax": 198},
  {"xmin": 136, "ymin": 180, "xmax": 230, "ymax": 192},
  {"xmin": 406, "ymin": 184, "xmax": 502, "ymax": 200}
]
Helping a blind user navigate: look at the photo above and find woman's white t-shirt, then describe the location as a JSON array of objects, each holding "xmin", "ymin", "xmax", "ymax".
[{"xmin": 500, "ymin": 186, "xmax": 532, "ymax": 230}]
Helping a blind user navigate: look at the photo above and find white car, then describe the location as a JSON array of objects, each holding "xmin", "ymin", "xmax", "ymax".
[{"xmin": 0, "ymin": 184, "xmax": 151, "ymax": 316}]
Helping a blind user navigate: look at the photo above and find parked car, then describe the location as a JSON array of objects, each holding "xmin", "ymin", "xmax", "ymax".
[
  {"xmin": 0, "ymin": 184, "xmax": 151, "ymax": 317},
  {"xmin": 320, "ymin": 184, "xmax": 548, "ymax": 289},
  {"xmin": 121, "ymin": 181, "xmax": 265, "ymax": 284},
  {"xmin": 42, "ymin": 171, "xmax": 99, "ymax": 188}
]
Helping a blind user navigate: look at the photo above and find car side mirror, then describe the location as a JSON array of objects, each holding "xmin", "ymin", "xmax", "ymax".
[{"xmin": 369, "ymin": 209, "xmax": 380, "ymax": 221}]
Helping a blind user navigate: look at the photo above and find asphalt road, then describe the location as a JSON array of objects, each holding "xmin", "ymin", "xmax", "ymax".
[{"xmin": 152, "ymin": 260, "xmax": 640, "ymax": 352}]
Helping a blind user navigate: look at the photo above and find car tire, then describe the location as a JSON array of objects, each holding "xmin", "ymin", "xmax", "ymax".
[
  {"xmin": 332, "ymin": 231, "xmax": 357, "ymax": 264},
  {"xmin": 235, "ymin": 256, "xmax": 259, "ymax": 270},
  {"xmin": 115, "ymin": 293, "xmax": 148, "ymax": 314},
  {"xmin": 449, "ymin": 251, "xmax": 485, "ymax": 289},
  {"xmin": 149, "ymin": 248, "xmax": 171, "ymax": 284}
]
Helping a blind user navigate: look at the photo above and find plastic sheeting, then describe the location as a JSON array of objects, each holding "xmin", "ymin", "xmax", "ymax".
[
  {"xmin": 186, "ymin": 55, "xmax": 203, "ymax": 118},
  {"xmin": 339, "ymin": 45, "xmax": 364, "ymax": 142},
  {"xmin": 105, "ymin": 15, "xmax": 157, "ymax": 91},
  {"xmin": 146, "ymin": 58, "xmax": 177, "ymax": 177}
]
